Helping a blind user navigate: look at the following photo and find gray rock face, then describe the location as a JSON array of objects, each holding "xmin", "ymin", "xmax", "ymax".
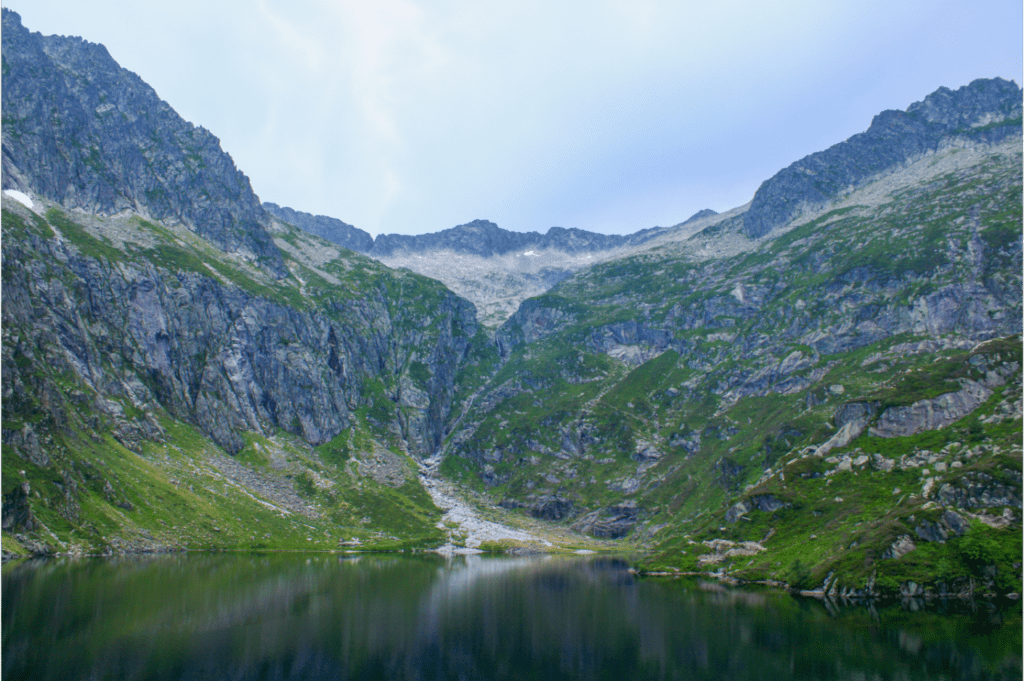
[
  {"xmin": 368, "ymin": 219, "xmax": 666, "ymax": 258},
  {"xmin": 495, "ymin": 298, "xmax": 577, "ymax": 353},
  {"xmin": 725, "ymin": 494, "xmax": 790, "ymax": 523},
  {"xmin": 834, "ymin": 402, "xmax": 880, "ymax": 429},
  {"xmin": 914, "ymin": 511, "xmax": 970, "ymax": 543},
  {"xmin": 1, "ymin": 482, "xmax": 37, "ymax": 532},
  {"xmin": 263, "ymin": 203, "xmax": 374, "ymax": 253},
  {"xmin": 528, "ymin": 495, "xmax": 574, "ymax": 521},
  {"xmin": 573, "ymin": 501, "xmax": 640, "ymax": 539},
  {"xmin": 2, "ymin": 220, "xmax": 478, "ymax": 457},
  {"xmin": 1, "ymin": 9, "xmax": 285, "ymax": 275},
  {"xmin": 743, "ymin": 78, "xmax": 1023, "ymax": 238},
  {"xmin": 869, "ymin": 380, "xmax": 993, "ymax": 438},
  {"xmin": 937, "ymin": 472, "xmax": 1022, "ymax": 509}
]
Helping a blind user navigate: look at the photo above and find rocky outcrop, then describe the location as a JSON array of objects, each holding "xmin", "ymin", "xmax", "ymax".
[
  {"xmin": 697, "ymin": 538, "xmax": 766, "ymax": 565},
  {"xmin": 528, "ymin": 495, "xmax": 574, "ymax": 521},
  {"xmin": 869, "ymin": 380, "xmax": 993, "ymax": 438},
  {"xmin": 914, "ymin": 510, "xmax": 970, "ymax": 543},
  {"xmin": 743, "ymin": 78, "xmax": 1023, "ymax": 238},
  {"xmin": 263, "ymin": 203, "xmax": 374, "ymax": 253},
  {"xmin": 834, "ymin": 401, "xmax": 880, "ymax": 429},
  {"xmin": 814, "ymin": 421, "xmax": 867, "ymax": 458},
  {"xmin": 1, "ymin": 482, "xmax": 37, "ymax": 532},
  {"xmin": 881, "ymin": 534, "xmax": 917, "ymax": 560},
  {"xmin": 1, "ymin": 209, "xmax": 479, "ymax": 457},
  {"xmin": 496, "ymin": 297, "xmax": 578, "ymax": 353},
  {"xmin": 725, "ymin": 494, "xmax": 790, "ymax": 524},
  {"xmin": 573, "ymin": 501, "xmax": 640, "ymax": 539},
  {"xmin": 1, "ymin": 9, "xmax": 285, "ymax": 275},
  {"xmin": 936, "ymin": 472, "xmax": 1022, "ymax": 509}
]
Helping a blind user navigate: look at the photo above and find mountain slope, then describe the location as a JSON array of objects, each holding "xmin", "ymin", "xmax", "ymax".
[
  {"xmin": 0, "ymin": 11, "xmax": 507, "ymax": 556},
  {"xmin": 743, "ymin": 77, "xmax": 1022, "ymax": 238},
  {"xmin": 441, "ymin": 123, "xmax": 1023, "ymax": 595},
  {"xmin": 1, "ymin": 9, "xmax": 284, "ymax": 275},
  {"xmin": 262, "ymin": 202, "xmax": 374, "ymax": 253}
]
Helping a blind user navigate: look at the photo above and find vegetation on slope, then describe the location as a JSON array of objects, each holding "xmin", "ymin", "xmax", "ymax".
[
  {"xmin": 441, "ymin": 144, "xmax": 1023, "ymax": 595},
  {"xmin": 1, "ymin": 204, "xmax": 479, "ymax": 555}
]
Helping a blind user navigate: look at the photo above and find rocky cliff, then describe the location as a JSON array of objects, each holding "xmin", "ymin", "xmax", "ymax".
[
  {"xmin": 1, "ymin": 9, "xmax": 285, "ymax": 275},
  {"xmin": 2, "ymin": 201, "xmax": 481, "ymax": 457},
  {"xmin": 262, "ymin": 202, "xmax": 374, "ymax": 254}
]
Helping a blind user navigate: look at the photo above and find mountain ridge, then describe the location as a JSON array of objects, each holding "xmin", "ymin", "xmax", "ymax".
[
  {"xmin": 1, "ymin": 8, "xmax": 286, "ymax": 276},
  {"xmin": 261, "ymin": 205, "xmax": 693, "ymax": 257},
  {"xmin": 743, "ymin": 77, "xmax": 1023, "ymax": 238}
]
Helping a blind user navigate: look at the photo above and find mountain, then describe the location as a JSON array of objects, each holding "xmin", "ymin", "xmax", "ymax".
[
  {"xmin": 368, "ymin": 219, "xmax": 668, "ymax": 257},
  {"xmin": 1, "ymin": 8, "xmax": 497, "ymax": 555},
  {"xmin": 2, "ymin": 9, "xmax": 1021, "ymax": 598},
  {"xmin": 0, "ymin": 9, "xmax": 286, "ymax": 276},
  {"xmin": 259, "ymin": 209, "xmax": 674, "ymax": 259},
  {"xmin": 446, "ymin": 122, "xmax": 1022, "ymax": 594},
  {"xmin": 261, "ymin": 208, "xmax": 713, "ymax": 326},
  {"xmin": 743, "ymin": 78, "xmax": 1023, "ymax": 238},
  {"xmin": 262, "ymin": 202, "xmax": 374, "ymax": 253}
]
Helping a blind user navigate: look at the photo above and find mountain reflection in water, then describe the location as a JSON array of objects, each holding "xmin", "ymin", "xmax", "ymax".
[{"xmin": 3, "ymin": 553, "xmax": 1020, "ymax": 680}]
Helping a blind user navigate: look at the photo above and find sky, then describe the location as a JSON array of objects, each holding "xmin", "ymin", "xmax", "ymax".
[{"xmin": 6, "ymin": 1, "xmax": 1023, "ymax": 237}]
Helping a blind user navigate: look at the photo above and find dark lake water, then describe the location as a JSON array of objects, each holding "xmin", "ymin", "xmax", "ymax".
[{"xmin": 2, "ymin": 552, "xmax": 1020, "ymax": 680}]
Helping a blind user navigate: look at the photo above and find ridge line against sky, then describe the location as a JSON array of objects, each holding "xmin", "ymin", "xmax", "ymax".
[{"xmin": 6, "ymin": 0, "xmax": 1023, "ymax": 237}]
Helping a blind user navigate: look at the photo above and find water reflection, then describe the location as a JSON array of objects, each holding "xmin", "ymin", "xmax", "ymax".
[{"xmin": 3, "ymin": 553, "xmax": 1020, "ymax": 680}]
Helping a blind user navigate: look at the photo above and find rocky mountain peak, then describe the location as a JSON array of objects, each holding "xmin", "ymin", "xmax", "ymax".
[
  {"xmin": 681, "ymin": 208, "xmax": 718, "ymax": 225},
  {"xmin": 905, "ymin": 77, "xmax": 1022, "ymax": 127},
  {"xmin": 742, "ymin": 77, "xmax": 1022, "ymax": 239},
  {"xmin": 1, "ymin": 8, "xmax": 286, "ymax": 276}
]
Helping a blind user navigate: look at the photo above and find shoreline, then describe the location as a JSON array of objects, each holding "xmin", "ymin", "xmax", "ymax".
[
  {"xmin": 632, "ymin": 567, "xmax": 1023, "ymax": 601},
  {"xmin": 6, "ymin": 545, "xmax": 1021, "ymax": 603}
]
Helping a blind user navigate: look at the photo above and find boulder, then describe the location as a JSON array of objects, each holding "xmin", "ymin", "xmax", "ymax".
[
  {"xmin": 725, "ymin": 494, "xmax": 789, "ymax": 523},
  {"xmin": 881, "ymin": 534, "xmax": 917, "ymax": 560}
]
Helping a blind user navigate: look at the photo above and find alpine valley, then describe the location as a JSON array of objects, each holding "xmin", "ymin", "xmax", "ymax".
[{"xmin": 2, "ymin": 8, "xmax": 1021, "ymax": 600}]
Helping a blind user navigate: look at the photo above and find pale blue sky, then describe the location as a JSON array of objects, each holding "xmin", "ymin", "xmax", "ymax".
[{"xmin": 7, "ymin": 0, "xmax": 1022, "ymax": 236}]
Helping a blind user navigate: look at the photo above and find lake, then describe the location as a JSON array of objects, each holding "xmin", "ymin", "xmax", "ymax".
[{"xmin": 2, "ymin": 552, "xmax": 1020, "ymax": 680}]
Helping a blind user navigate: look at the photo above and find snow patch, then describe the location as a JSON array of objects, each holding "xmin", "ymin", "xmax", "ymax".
[{"xmin": 3, "ymin": 189, "xmax": 34, "ymax": 210}]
